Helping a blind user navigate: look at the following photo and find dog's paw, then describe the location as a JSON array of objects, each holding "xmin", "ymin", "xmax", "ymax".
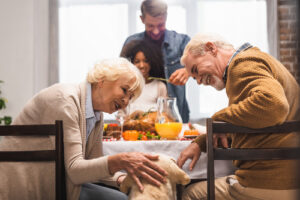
[
  {"xmin": 120, "ymin": 183, "xmax": 127, "ymax": 194},
  {"xmin": 120, "ymin": 177, "xmax": 131, "ymax": 194}
]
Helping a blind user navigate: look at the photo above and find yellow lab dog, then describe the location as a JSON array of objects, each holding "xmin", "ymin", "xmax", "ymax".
[{"xmin": 120, "ymin": 154, "xmax": 190, "ymax": 200}]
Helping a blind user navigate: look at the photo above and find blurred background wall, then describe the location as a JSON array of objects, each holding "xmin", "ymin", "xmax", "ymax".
[{"xmin": 0, "ymin": 0, "xmax": 299, "ymax": 120}]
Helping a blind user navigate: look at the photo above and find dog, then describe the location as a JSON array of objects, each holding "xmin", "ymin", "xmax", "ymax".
[{"xmin": 120, "ymin": 154, "xmax": 190, "ymax": 200}]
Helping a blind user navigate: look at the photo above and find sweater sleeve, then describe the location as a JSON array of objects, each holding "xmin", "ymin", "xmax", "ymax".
[
  {"xmin": 52, "ymin": 97, "xmax": 114, "ymax": 185},
  {"xmin": 193, "ymin": 134, "xmax": 207, "ymax": 152},
  {"xmin": 213, "ymin": 58, "xmax": 289, "ymax": 128}
]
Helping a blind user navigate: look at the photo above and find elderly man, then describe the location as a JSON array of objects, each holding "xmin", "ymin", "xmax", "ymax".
[
  {"xmin": 121, "ymin": 0, "xmax": 190, "ymax": 123},
  {"xmin": 177, "ymin": 33, "xmax": 300, "ymax": 200}
]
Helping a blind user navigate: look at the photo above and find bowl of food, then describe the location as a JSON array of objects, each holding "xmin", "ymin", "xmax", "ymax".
[{"xmin": 104, "ymin": 123, "xmax": 121, "ymax": 140}]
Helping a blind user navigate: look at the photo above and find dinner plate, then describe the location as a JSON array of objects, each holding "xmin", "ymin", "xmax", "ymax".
[{"xmin": 183, "ymin": 135, "xmax": 198, "ymax": 139}]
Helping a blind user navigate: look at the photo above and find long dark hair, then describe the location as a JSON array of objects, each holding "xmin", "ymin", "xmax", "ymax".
[{"xmin": 120, "ymin": 40, "xmax": 165, "ymax": 81}]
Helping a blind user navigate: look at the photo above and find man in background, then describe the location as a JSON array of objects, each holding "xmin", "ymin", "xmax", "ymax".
[{"xmin": 121, "ymin": 0, "xmax": 190, "ymax": 123}]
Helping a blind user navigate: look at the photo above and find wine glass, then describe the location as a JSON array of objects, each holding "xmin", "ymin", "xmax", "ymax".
[{"xmin": 115, "ymin": 107, "xmax": 129, "ymax": 140}]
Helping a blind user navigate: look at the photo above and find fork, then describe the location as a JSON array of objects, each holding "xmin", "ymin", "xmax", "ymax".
[{"xmin": 148, "ymin": 77, "xmax": 169, "ymax": 82}]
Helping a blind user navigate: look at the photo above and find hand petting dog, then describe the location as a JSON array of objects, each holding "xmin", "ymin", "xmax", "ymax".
[
  {"xmin": 108, "ymin": 152, "xmax": 168, "ymax": 191},
  {"xmin": 120, "ymin": 154, "xmax": 190, "ymax": 200}
]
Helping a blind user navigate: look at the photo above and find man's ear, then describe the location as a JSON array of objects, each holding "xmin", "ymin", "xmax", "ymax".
[
  {"xmin": 140, "ymin": 15, "xmax": 145, "ymax": 24},
  {"xmin": 205, "ymin": 42, "xmax": 217, "ymax": 56}
]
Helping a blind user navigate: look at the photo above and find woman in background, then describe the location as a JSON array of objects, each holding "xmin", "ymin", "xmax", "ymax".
[{"xmin": 121, "ymin": 40, "xmax": 167, "ymax": 113}]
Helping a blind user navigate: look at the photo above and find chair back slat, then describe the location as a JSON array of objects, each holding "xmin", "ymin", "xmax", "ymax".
[
  {"xmin": 214, "ymin": 148, "xmax": 300, "ymax": 160},
  {"xmin": 213, "ymin": 121, "xmax": 300, "ymax": 134},
  {"xmin": 206, "ymin": 118, "xmax": 215, "ymax": 199},
  {"xmin": 0, "ymin": 125, "xmax": 56, "ymax": 136},
  {"xmin": 0, "ymin": 120, "xmax": 66, "ymax": 200},
  {"xmin": 0, "ymin": 150, "xmax": 56, "ymax": 161},
  {"xmin": 207, "ymin": 118, "xmax": 300, "ymax": 200},
  {"xmin": 55, "ymin": 120, "xmax": 66, "ymax": 200}
]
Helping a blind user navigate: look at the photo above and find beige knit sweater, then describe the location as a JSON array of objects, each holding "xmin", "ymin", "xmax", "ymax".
[
  {"xmin": 195, "ymin": 47, "xmax": 300, "ymax": 189},
  {"xmin": 0, "ymin": 83, "xmax": 123, "ymax": 200}
]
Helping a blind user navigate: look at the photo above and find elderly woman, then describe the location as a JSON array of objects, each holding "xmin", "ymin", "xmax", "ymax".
[{"xmin": 0, "ymin": 58, "xmax": 167, "ymax": 200}]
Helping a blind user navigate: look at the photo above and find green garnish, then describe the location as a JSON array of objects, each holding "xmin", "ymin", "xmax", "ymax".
[{"xmin": 148, "ymin": 77, "xmax": 169, "ymax": 82}]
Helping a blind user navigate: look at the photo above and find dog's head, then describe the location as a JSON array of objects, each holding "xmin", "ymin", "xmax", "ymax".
[
  {"xmin": 120, "ymin": 154, "xmax": 190, "ymax": 195},
  {"xmin": 157, "ymin": 154, "xmax": 190, "ymax": 186}
]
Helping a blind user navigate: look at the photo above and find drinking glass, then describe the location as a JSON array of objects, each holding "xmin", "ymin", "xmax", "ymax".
[
  {"xmin": 155, "ymin": 97, "xmax": 183, "ymax": 140},
  {"xmin": 115, "ymin": 107, "xmax": 129, "ymax": 140}
]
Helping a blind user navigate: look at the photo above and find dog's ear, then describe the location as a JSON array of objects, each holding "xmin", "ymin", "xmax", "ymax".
[
  {"xmin": 120, "ymin": 175, "xmax": 133, "ymax": 194},
  {"xmin": 170, "ymin": 157, "xmax": 176, "ymax": 163},
  {"xmin": 158, "ymin": 154, "xmax": 190, "ymax": 185}
]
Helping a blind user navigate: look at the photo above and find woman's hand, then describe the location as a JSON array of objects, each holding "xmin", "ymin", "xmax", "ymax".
[
  {"xmin": 177, "ymin": 142, "xmax": 201, "ymax": 171},
  {"xmin": 169, "ymin": 68, "xmax": 189, "ymax": 85},
  {"xmin": 108, "ymin": 152, "xmax": 168, "ymax": 192}
]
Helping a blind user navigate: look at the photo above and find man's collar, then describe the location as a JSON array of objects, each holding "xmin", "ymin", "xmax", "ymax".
[
  {"xmin": 144, "ymin": 30, "xmax": 170, "ymax": 46},
  {"xmin": 162, "ymin": 30, "xmax": 171, "ymax": 45},
  {"xmin": 222, "ymin": 42, "xmax": 253, "ymax": 85}
]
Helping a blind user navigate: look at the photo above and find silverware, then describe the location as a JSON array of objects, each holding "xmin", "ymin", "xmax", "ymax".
[{"xmin": 148, "ymin": 77, "xmax": 169, "ymax": 82}]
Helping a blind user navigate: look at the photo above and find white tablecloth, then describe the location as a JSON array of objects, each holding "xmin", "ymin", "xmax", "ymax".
[{"xmin": 103, "ymin": 140, "xmax": 236, "ymax": 179}]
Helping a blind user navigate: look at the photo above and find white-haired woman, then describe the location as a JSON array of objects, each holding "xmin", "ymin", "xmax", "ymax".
[{"xmin": 0, "ymin": 58, "xmax": 167, "ymax": 200}]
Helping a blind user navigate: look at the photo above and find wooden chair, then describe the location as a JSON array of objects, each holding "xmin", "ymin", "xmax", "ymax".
[
  {"xmin": 0, "ymin": 120, "xmax": 66, "ymax": 200},
  {"xmin": 207, "ymin": 118, "xmax": 300, "ymax": 200}
]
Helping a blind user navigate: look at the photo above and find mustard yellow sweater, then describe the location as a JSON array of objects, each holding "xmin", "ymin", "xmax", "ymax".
[{"xmin": 195, "ymin": 47, "xmax": 300, "ymax": 189}]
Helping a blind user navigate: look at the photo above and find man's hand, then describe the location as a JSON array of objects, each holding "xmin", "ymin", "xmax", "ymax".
[
  {"xmin": 169, "ymin": 68, "xmax": 189, "ymax": 85},
  {"xmin": 108, "ymin": 153, "xmax": 168, "ymax": 192},
  {"xmin": 213, "ymin": 133, "xmax": 228, "ymax": 148},
  {"xmin": 177, "ymin": 142, "xmax": 201, "ymax": 171}
]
